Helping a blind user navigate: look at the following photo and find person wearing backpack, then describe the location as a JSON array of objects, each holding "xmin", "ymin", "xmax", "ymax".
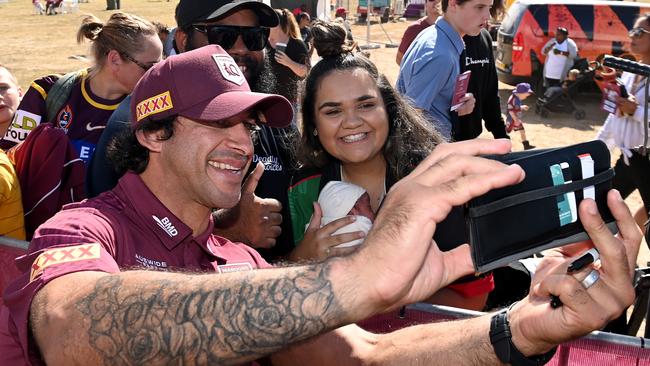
[{"xmin": 0, "ymin": 12, "xmax": 162, "ymax": 164}]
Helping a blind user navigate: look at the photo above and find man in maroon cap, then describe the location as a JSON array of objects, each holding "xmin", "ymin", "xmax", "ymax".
[
  {"xmin": 87, "ymin": 0, "xmax": 297, "ymax": 259},
  {"xmin": 0, "ymin": 47, "xmax": 642, "ymax": 366}
]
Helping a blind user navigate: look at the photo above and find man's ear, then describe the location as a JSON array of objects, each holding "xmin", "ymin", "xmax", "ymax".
[
  {"xmin": 136, "ymin": 128, "xmax": 165, "ymax": 153},
  {"xmin": 175, "ymin": 28, "xmax": 188, "ymax": 53}
]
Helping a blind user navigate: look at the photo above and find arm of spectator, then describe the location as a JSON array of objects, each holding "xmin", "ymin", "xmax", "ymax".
[
  {"xmin": 617, "ymin": 95, "xmax": 639, "ymax": 117},
  {"xmin": 213, "ymin": 162, "xmax": 282, "ymax": 249},
  {"xmin": 568, "ymin": 39, "xmax": 578, "ymax": 60},
  {"xmin": 275, "ymin": 42, "xmax": 310, "ymax": 79},
  {"xmin": 542, "ymin": 40, "xmax": 555, "ymax": 55}
]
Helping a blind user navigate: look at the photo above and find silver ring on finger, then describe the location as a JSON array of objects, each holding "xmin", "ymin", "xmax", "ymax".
[
  {"xmin": 581, "ymin": 269, "xmax": 600, "ymax": 289},
  {"xmin": 325, "ymin": 248, "xmax": 331, "ymax": 256}
]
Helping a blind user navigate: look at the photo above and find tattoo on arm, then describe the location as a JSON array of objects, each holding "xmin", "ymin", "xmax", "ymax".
[{"xmin": 76, "ymin": 265, "xmax": 343, "ymax": 365}]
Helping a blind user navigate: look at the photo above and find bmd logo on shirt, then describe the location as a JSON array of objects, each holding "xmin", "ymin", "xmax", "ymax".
[{"xmin": 152, "ymin": 215, "xmax": 178, "ymax": 237}]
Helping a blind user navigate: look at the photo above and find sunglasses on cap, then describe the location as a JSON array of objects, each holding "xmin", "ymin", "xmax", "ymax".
[
  {"xmin": 192, "ymin": 25, "xmax": 270, "ymax": 51},
  {"xmin": 629, "ymin": 27, "xmax": 650, "ymax": 38}
]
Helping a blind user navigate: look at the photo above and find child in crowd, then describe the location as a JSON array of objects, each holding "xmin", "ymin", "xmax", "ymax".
[
  {"xmin": 0, "ymin": 65, "xmax": 25, "ymax": 240},
  {"xmin": 316, "ymin": 181, "xmax": 375, "ymax": 248},
  {"xmin": 507, "ymin": 82, "xmax": 536, "ymax": 150}
]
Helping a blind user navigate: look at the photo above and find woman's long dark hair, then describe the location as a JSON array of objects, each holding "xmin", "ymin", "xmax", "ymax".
[{"xmin": 297, "ymin": 20, "xmax": 442, "ymax": 180}]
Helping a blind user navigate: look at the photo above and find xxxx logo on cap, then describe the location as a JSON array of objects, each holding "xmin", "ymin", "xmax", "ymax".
[{"xmin": 136, "ymin": 91, "xmax": 174, "ymax": 122}]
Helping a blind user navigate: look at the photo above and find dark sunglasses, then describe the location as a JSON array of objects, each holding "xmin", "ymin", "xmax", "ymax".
[
  {"xmin": 192, "ymin": 25, "xmax": 270, "ymax": 51},
  {"xmin": 120, "ymin": 52, "xmax": 157, "ymax": 71},
  {"xmin": 629, "ymin": 27, "xmax": 650, "ymax": 38}
]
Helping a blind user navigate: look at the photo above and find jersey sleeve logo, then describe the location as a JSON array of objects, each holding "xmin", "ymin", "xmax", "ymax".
[
  {"xmin": 135, "ymin": 91, "xmax": 173, "ymax": 122},
  {"xmin": 57, "ymin": 105, "xmax": 73, "ymax": 129},
  {"xmin": 30, "ymin": 243, "xmax": 102, "ymax": 282}
]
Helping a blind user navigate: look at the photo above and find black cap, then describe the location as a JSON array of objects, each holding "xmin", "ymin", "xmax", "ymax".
[
  {"xmin": 176, "ymin": 0, "xmax": 279, "ymax": 28},
  {"xmin": 556, "ymin": 27, "xmax": 568, "ymax": 35}
]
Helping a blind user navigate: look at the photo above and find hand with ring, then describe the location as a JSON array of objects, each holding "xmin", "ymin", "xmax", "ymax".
[{"xmin": 504, "ymin": 190, "xmax": 642, "ymax": 357}]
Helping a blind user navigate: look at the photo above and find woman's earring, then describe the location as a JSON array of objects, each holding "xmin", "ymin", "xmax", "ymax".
[{"xmin": 313, "ymin": 129, "xmax": 318, "ymax": 136}]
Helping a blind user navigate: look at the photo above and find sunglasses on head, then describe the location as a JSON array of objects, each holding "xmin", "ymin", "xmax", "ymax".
[
  {"xmin": 629, "ymin": 27, "xmax": 650, "ymax": 38},
  {"xmin": 193, "ymin": 25, "xmax": 270, "ymax": 51}
]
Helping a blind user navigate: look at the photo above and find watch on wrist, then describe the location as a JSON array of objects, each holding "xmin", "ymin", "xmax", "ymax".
[{"xmin": 489, "ymin": 310, "xmax": 557, "ymax": 366}]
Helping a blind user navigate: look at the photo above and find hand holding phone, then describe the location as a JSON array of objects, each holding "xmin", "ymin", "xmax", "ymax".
[{"xmin": 275, "ymin": 42, "xmax": 287, "ymax": 53}]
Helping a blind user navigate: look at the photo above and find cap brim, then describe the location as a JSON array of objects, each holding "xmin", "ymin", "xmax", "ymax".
[
  {"xmin": 207, "ymin": 1, "xmax": 278, "ymax": 27},
  {"xmin": 182, "ymin": 91, "xmax": 293, "ymax": 128}
]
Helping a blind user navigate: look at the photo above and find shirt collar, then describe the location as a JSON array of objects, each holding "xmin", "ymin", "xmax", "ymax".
[
  {"xmin": 115, "ymin": 172, "xmax": 200, "ymax": 250},
  {"xmin": 435, "ymin": 16, "xmax": 465, "ymax": 55}
]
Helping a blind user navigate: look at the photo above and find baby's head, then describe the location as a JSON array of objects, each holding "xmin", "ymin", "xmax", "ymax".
[
  {"xmin": 349, "ymin": 191, "xmax": 375, "ymax": 222},
  {"xmin": 317, "ymin": 181, "xmax": 375, "ymax": 247}
]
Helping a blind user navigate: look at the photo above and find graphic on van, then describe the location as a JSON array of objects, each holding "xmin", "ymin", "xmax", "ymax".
[{"xmin": 496, "ymin": 1, "xmax": 650, "ymax": 86}]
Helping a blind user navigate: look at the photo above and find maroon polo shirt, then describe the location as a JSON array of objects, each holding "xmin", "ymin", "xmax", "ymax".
[
  {"xmin": 397, "ymin": 17, "xmax": 435, "ymax": 56},
  {"xmin": 0, "ymin": 172, "xmax": 270, "ymax": 365}
]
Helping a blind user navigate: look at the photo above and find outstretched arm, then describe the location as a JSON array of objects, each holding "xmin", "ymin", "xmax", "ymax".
[
  {"xmin": 31, "ymin": 139, "xmax": 526, "ymax": 365},
  {"xmin": 32, "ymin": 262, "xmax": 360, "ymax": 366}
]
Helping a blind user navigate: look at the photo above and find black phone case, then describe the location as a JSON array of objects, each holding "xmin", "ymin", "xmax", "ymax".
[{"xmin": 466, "ymin": 140, "xmax": 617, "ymax": 273}]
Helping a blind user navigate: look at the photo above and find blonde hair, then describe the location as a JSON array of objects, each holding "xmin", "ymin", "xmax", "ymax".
[
  {"xmin": 0, "ymin": 64, "xmax": 19, "ymax": 87},
  {"xmin": 275, "ymin": 8, "xmax": 301, "ymax": 40},
  {"xmin": 76, "ymin": 12, "xmax": 157, "ymax": 67}
]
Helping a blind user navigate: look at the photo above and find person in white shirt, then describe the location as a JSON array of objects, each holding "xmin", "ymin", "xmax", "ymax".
[{"xmin": 542, "ymin": 27, "xmax": 578, "ymax": 89}]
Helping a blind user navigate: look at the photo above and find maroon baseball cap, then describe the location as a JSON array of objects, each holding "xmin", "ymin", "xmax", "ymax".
[{"xmin": 130, "ymin": 44, "xmax": 292, "ymax": 128}]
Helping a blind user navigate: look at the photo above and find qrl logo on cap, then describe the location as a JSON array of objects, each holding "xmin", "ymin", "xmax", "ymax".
[
  {"xmin": 213, "ymin": 55, "xmax": 245, "ymax": 86},
  {"xmin": 136, "ymin": 91, "xmax": 174, "ymax": 122}
]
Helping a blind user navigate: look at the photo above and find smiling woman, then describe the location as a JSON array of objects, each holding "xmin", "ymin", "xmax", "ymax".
[{"xmin": 285, "ymin": 20, "xmax": 492, "ymax": 311}]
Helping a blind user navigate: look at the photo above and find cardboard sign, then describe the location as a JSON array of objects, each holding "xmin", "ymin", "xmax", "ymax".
[{"xmin": 451, "ymin": 70, "xmax": 471, "ymax": 112}]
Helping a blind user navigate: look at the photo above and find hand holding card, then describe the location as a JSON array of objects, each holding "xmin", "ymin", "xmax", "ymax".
[
  {"xmin": 451, "ymin": 70, "xmax": 471, "ymax": 112},
  {"xmin": 600, "ymin": 82, "xmax": 621, "ymax": 114}
]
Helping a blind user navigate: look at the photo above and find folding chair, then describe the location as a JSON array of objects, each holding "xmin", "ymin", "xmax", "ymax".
[{"xmin": 0, "ymin": 236, "xmax": 29, "ymax": 307}]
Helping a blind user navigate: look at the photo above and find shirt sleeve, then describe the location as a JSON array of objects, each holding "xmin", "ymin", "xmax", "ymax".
[
  {"xmin": 398, "ymin": 23, "xmax": 423, "ymax": 54},
  {"xmin": 400, "ymin": 49, "xmax": 454, "ymax": 112},
  {"xmin": 2, "ymin": 207, "xmax": 121, "ymax": 364},
  {"xmin": 287, "ymin": 38, "xmax": 310, "ymax": 68}
]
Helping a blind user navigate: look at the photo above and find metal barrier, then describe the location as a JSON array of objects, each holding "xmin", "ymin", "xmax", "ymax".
[{"xmin": 358, "ymin": 303, "xmax": 650, "ymax": 365}]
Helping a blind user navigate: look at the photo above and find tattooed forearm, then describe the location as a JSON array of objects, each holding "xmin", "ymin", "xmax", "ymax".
[{"xmin": 75, "ymin": 265, "xmax": 344, "ymax": 365}]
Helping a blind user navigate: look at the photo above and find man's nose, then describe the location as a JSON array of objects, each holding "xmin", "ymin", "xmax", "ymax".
[{"xmin": 228, "ymin": 35, "xmax": 249, "ymax": 55}]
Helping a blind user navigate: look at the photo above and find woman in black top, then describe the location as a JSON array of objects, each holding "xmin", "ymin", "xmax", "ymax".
[{"xmin": 269, "ymin": 8, "xmax": 310, "ymax": 105}]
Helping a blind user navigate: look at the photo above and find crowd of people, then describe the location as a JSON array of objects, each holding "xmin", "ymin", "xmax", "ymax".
[{"xmin": 0, "ymin": 0, "xmax": 648, "ymax": 364}]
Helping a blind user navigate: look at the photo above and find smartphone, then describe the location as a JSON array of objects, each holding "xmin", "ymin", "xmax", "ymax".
[{"xmin": 275, "ymin": 42, "xmax": 287, "ymax": 53}]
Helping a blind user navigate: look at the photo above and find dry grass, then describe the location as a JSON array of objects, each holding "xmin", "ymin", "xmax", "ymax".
[{"xmin": 2, "ymin": 0, "xmax": 649, "ymax": 308}]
